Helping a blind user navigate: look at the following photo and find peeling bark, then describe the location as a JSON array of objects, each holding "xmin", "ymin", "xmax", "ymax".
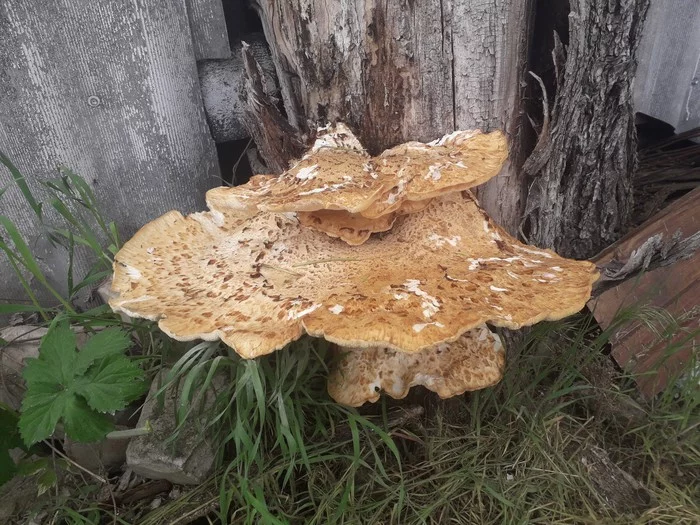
[{"xmin": 523, "ymin": 0, "xmax": 650, "ymax": 259}]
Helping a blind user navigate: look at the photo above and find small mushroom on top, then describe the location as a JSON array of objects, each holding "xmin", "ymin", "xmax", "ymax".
[
  {"xmin": 327, "ymin": 325, "xmax": 505, "ymax": 407},
  {"xmin": 206, "ymin": 124, "xmax": 507, "ymax": 245}
]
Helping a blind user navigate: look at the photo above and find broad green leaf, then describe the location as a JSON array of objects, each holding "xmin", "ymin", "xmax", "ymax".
[
  {"xmin": 22, "ymin": 359, "xmax": 65, "ymax": 392},
  {"xmin": 75, "ymin": 355, "xmax": 146, "ymax": 413},
  {"xmin": 37, "ymin": 321, "xmax": 77, "ymax": 384},
  {"xmin": 18, "ymin": 390, "xmax": 71, "ymax": 446},
  {"xmin": 61, "ymin": 396, "xmax": 113, "ymax": 442},
  {"xmin": 74, "ymin": 328, "xmax": 132, "ymax": 375}
]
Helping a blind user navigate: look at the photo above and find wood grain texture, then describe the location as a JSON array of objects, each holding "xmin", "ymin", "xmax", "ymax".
[
  {"xmin": 251, "ymin": 0, "xmax": 532, "ymax": 233},
  {"xmin": 185, "ymin": 0, "xmax": 231, "ymax": 60},
  {"xmin": 634, "ymin": 1, "xmax": 700, "ymax": 133},
  {"xmin": 589, "ymin": 188, "xmax": 699, "ymax": 397},
  {"xmin": 523, "ymin": 0, "xmax": 649, "ymax": 259},
  {"xmin": 0, "ymin": 0, "xmax": 220, "ymax": 304}
]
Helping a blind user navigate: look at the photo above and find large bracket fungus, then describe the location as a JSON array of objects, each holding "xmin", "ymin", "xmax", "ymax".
[{"xmin": 110, "ymin": 124, "xmax": 599, "ymax": 405}]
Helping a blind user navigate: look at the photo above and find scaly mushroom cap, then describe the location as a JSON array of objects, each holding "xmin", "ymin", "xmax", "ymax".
[
  {"xmin": 359, "ymin": 129, "xmax": 508, "ymax": 219},
  {"xmin": 206, "ymin": 123, "xmax": 396, "ymax": 214},
  {"xmin": 327, "ymin": 325, "xmax": 505, "ymax": 406},
  {"xmin": 296, "ymin": 198, "xmax": 433, "ymax": 246},
  {"xmin": 205, "ymin": 125, "xmax": 507, "ymax": 218},
  {"xmin": 206, "ymin": 175, "xmax": 276, "ymax": 216},
  {"xmin": 109, "ymin": 191, "xmax": 598, "ymax": 359}
]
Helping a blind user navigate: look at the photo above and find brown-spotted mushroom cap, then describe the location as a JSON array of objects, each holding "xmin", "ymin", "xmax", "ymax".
[
  {"xmin": 204, "ymin": 123, "xmax": 397, "ymax": 214},
  {"xmin": 327, "ymin": 325, "xmax": 505, "ymax": 406},
  {"xmin": 205, "ymin": 125, "xmax": 506, "ymax": 220},
  {"xmin": 359, "ymin": 129, "xmax": 508, "ymax": 219},
  {"xmin": 296, "ymin": 198, "xmax": 433, "ymax": 246},
  {"xmin": 109, "ymin": 191, "xmax": 598, "ymax": 359},
  {"xmin": 206, "ymin": 175, "xmax": 276, "ymax": 216}
]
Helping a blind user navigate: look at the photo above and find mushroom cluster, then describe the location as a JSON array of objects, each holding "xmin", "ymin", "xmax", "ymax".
[{"xmin": 109, "ymin": 124, "xmax": 599, "ymax": 406}]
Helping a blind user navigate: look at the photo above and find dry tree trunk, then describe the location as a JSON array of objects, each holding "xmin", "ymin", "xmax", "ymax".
[
  {"xmin": 246, "ymin": 0, "xmax": 649, "ymax": 259},
  {"xmin": 246, "ymin": 0, "xmax": 534, "ymax": 235},
  {"xmin": 523, "ymin": 0, "xmax": 650, "ymax": 259}
]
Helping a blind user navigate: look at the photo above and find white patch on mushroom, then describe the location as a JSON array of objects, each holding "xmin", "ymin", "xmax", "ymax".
[
  {"xmin": 287, "ymin": 303, "xmax": 321, "ymax": 320},
  {"xmin": 328, "ymin": 304, "xmax": 344, "ymax": 315},
  {"xmin": 428, "ymin": 129, "xmax": 479, "ymax": 146},
  {"xmin": 515, "ymin": 245, "xmax": 553, "ymax": 258},
  {"xmin": 390, "ymin": 378, "xmax": 405, "ymax": 395},
  {"xmin": 394, "ymin": 292, "xmax": 409, "ymax": 300},
  {"xmin": 428, "ymin": 233, "xmax": 461, "ymax": 248},
  {"xmin": 467, "ymin": 256, "xmax": 522, "ymax": 270},
  {"xmin": 551, "ymin": 266, "xmax": 563, "ymax": 272},
  {"xmin": 386, "ymin": 179, "xmax": 407, "ymax": 204},
  {"xmin": 506, "ymin": 270, "xmax": 520, "ymax": 280},
  {"xmin": 295, "ymin": 164, "xmax": 319, "ymax": 180},
  {"xmin": 489, "ymin": 329, "xmax": 505, "ymax": 352},
  {"xmin": 425, "ymin": 164, "xmax": 442, "ymax": 181},
  {"xmin": 455, "ymin": 161, "xmax": 467, "ymax": 168},
  {"xmin": 125, "ymin": 266, "xmax": 142, "ymax": 280},
  {"xmin": 541, "ymin": 273, "xmax": 557, "ymax": 279},
  {"xmin": 298, "ymin": 183, "xmax": 347, "ymax": 196},
  {"xmin": 413, "ymin": 373, "xmax": 437, "ymax": 387},
  {"xmin": 403, "ymin": 279, "xmax": 441, "ymax": 318},
  {"xmin": 146, "ymin": 247, "xmax": 155, "ymax": 254},
  {"xmin": 490, "ymin": 285, "xmax": 508, "ymax": 292},
  {"xmin": 412, "ymin": 321, "xmax": 445, "ymax": 333}
]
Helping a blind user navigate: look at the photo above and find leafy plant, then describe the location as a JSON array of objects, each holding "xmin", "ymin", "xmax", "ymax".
[
  {"xmin": 0, "ymin": 153, "xmax": 120, "ymax": 319},
  {"xmin": 18, "ymin": 320, "xmax": 147, "ymax": 446}
]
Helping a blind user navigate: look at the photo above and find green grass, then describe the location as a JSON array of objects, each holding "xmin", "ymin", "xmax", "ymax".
[{"xmin": 1, "ymin": 163, "xmax": 698, "ymax": 524}]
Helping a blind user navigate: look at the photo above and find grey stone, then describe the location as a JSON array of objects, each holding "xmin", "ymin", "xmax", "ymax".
[
  {"xmin": 126, "ymin": 370, "xmax": 226, "ymax": 485},
  {"xmin": 63, "ymin": 426, "xmax": 130, "ymax": 474}
]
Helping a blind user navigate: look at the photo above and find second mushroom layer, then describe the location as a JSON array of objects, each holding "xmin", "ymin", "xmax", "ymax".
[
  {"xmin": 110, "ymin": 191, "xmax": 598, "ymax": 359},
  {"xmin": 327, "ymin": 325, "xmax": 505, "ymax": 406}
]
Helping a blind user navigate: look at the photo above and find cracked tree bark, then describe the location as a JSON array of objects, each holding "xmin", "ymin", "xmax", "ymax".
[{"xmin": 523, "ymin": 0, "xmax": 650, "ymax": 259}]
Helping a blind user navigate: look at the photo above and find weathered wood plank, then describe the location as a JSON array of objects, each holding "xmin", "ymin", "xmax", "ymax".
[
  {"xmin": 589, "ymin": 188, "xmax": 700, "ymax": 397},
  {"xmin": 0, "ymin": 0, "xmax": 220, "ymax": 305},
  {"xmin": 634, "ymin": 1, "xmax": 700, "ymax": 133}
]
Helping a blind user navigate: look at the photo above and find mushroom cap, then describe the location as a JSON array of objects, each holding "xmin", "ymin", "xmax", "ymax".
[
  {"xmin": 296, "ymin": 198, "xmax": 433, "ymax": 246},
  {"xmin": 206, "ymin": 123, "xmax": 396, "ymax": 214},
  {"xmin": 206, "ymin": 174, "xmax": 276, "ymax": 216},
  {"xmin": 358, "ymin": 129, "xmax": 508, "ymax": 218},
  {"xmin": 109, "ymin": 191, "xmax": 598, "ymax": 359},
  {"xmin": 204, "ymin": 125, "xmax": 507, "ymax": 218},
  {"xmin": 327, "ymin": 325, "xmax": 505, "ymax": 406}
]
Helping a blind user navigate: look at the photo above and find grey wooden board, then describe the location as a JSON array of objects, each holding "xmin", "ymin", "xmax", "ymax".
[
  {"xmin": 634, "ymin": 1, "xmax": 700, "ymax": 133},
  {"xmin": 185, "ymin": 0, "xmax": 231, "ymax": 60},
  {"xmin": 0, "ymin": 0, "xmax": 220, "ymax": 306}
]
